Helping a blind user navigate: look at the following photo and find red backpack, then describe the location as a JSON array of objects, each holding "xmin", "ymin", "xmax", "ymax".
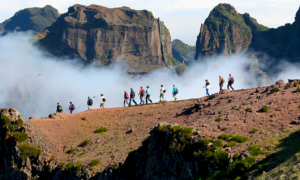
[{"xmin": 230, "ymin": 77, "xmax": 234, "ymax": 84}]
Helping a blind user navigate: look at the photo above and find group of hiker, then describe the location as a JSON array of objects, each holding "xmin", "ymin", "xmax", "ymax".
[
  {"xmin": 123, "ymin": 85, "xmax": 179, "ymax": 107},
  {"xmin": 204, "ymin": 74, "xmax": 235, "ymax": 96},
  {"xmin": 55, "ymin": 74, "xmax": 234, "ymax": 114}
]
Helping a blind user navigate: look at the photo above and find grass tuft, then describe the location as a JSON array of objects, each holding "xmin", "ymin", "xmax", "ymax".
[
  {"xmin": 12, "ymin": 132, "xmax": 28, "ymax": 142},
  {"xmin": 67, "ymin": 148, "xmax": 76, "ymax": 154},
  {"xmin": 250, "ymin": 128, "xmax": 259, "ymax": 134},
  {"xmin": 245, "ymin": 108, "xmax": 252, "ymax": 112},
  {"xmin": 248, "ymin": 145, "xmax": 263, "ymax": 156},
  {"xmin": 94, "ymin": 127, "xmax": 107, "ymax": 133},
  {"xmin": 18, "ymin": 143, "xmax": 41, "ymax": 161},
  {"xmin": 81, "ymin": 117, "xmax": 86, "ymax": 120},
  {"xmin": 226, "ymin": 141, "xmax": 236, "ymax": 147},
  {"xmin": 231, "ymin": 135, "xmax": 248, "ymax": 143},
  {"xmin": 79, "ymin": 140, "xmax": 89, "ymax": 147},
  {"xmin": 89, "ymin": 159, "xmax": 100, "ymax": 167},
  {"xmin": 260, "ymin": 105, "xmax": 269, "ymax": 113}
]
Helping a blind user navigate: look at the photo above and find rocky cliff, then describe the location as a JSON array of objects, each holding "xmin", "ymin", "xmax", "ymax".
[
  {"xmin": 172, "ymin": 39, "xmax": 195, "ymax": 64},
  {"xmin": 0, "ymin": 5, "xmax": 59, "ymax": 34},
  {"xmin": 38, "ymin": 4, "xmax": 173, "ymax": 74},
  {"xmin": 195, "ymin": 4, "xmax": 300, "ymax": 64}
]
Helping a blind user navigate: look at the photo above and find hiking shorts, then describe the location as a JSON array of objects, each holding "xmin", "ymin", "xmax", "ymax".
[{"xmin": 173, "ymin": 94, "xmax": 177, "ymax": 99}]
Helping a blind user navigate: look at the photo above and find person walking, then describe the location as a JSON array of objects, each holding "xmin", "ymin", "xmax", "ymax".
[
  {"xmin": 205, "ymin": 79, "xmax": 210, "ymax": 96},
  {"xmin": 129, "ymin": 88, "xmax": 138, "ymax": 106},
  {"xmin": 69, "ymin": 101, "xmax": 75, "ymax": 114},
  {"xmin": 139, "ymin": 86, "xmax": 145, "ymax": 105},
  {"xmin": 56, "ymin": 103, "xmax": 63, "ymax": 113},
  {"xmin": 172, "ymin": 85, "xmax": 178, "ymax": 101},
  {"xmin": 146, "ymin": 86, "xmax": 152, "ymax": 104},
  {"xmin": 124, "ymin": 90, "xmax": 130, "ymax": 107},
  {"xmin": 219, "ymin": 75, "xmax": 225, "ymax": 93},
  {"xmin": 159, "ymin": 85, "xmax": 166, "ymax": 102},
  {"xmin": 227, "ymin": 74, "xmax": 235, "ymax": 91},
  {"xmin": 87, "ymin": 97, "xmax": 93, "ymax": 110},
  {"xmin": 100, "ymin": 94, "xmax": 105, "ymax": 108}
]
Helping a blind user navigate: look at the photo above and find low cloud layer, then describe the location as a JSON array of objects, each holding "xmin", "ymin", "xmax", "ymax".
[{"xmin": 0, "ymin": 33, "xmax": 297, "ymax": 118}]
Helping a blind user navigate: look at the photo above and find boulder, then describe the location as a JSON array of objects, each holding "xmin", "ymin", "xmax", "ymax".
[{"xmin": 0, "ymin": 108, "xmax": 24, "ymax": 122}]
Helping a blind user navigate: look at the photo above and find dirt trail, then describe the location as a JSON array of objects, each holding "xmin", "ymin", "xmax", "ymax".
[{"xmin": 26, "ymin": 83, "xmax": 300, "ymax": 171}]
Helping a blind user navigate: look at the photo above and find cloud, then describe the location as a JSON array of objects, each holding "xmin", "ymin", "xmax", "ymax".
[{"xmin": 0, "ymin": 0, "xmax": 299, "ymax": 45}]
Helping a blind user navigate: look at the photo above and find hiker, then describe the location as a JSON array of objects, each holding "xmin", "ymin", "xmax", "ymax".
[
  {"xmin": 129, "ymin": 88, "xmax": 138, "ymax": 106},
  {"xmin": 227, "ymin": 74, "xmax": 235, "ymax": 91},
  {"xmin": 219, "ymin": 75, "xmax": 225, "ymax": 93},
  {"xmin": 87, "ymin": 97, "xmax": 93, "ymax": 110},
  {"xmin": 100, "ymin": 94, "xmax": 105, "ymax": 108},
  {"xmin": 205, "ymin": 79, "xmax": 210, "ymax": 96},
  {"xmin": 139, "ymin": 87, "xmax": 145, "ymax": 105},
  {"xmin": 69, "ymin": 101, "xmax": 75, "ymax": 114},
  {"xmin": 124, "ymin": 90, "xmax": 129, "ymax": 107},
  {"xmin": 56, "ymin": 103, "xmax": 63, "ymax": 113},
  {"xmin": 159, "ymin": 85, "xmax": 166, "ymax": 102},
  {"xmin": 172, "ymin": 85, "xmax": 178, "ymax": 101},
  {"xmin": 146, "ymin": 86, "xmax": 152, "ymax": 104}
]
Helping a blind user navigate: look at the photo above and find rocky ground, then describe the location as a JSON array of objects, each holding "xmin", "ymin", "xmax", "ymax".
[{"xmin": 25, "ymin": 80, "xmax": 300, "ymax": 176}]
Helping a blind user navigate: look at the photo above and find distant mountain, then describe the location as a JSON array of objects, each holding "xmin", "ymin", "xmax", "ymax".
[
  {"xmin": 172, "ymin": 39, "xmax": 195, "ymax": 64},
  {"xmin": 0, "ymin": 5, "xmax": 59, "ymax": 34},
  {"xmin": 38, "ymin": 4, "xmax": 176, "ymax": 74},
  {"xmin": 195, "ymin": 3, "xmax": 300, "ymax": 64}
]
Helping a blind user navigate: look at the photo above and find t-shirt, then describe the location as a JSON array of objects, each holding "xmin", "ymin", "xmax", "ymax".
[{"xmin": 160, "ymin": 87, "xmax": 165, "ymax": 94}]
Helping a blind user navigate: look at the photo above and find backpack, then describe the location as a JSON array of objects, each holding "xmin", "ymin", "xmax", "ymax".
[
  {"xmin": 71, "ymin": 104, "xmax": 75, "ymax": 110},
  {"xmin": 103, "ymin": 98, "xmax": 106, "ymax": 102},
  {"xmin": 58, "ymin": 106, "xmax": 62, "ymax": 111},
  {"xmin": 230, "ymin": 77, "xmax": 234, "ymax": 84},
  {"xmin": 221, "ymin": 78, "xmax": 225, "ymax": 84},
  {"xmin": 175, "ymin": 88, "xmax": 179, "ymax": 94},
  {"xmin": 163, "ymin": 89, "xmax": 166, "ymax": 93},
  {"xmin": 88, "ymin": 99, "xmax": 93, "ymax": 105},
  {"xmin": 141, "ymin": 89, "xmax": 145, "ymax": 96},
  {"xmin": 126, "ymin": 92, "xmax": 130, "ymax": 98}
]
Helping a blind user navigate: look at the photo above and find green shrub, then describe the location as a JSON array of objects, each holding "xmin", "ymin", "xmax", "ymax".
[
  {"xmin": 49, "ymin": 157, "xmax": 56, "ymax": 162},
  {"xmin": 260, "ymin": 105, "xmax": 269, "ymax": 113},
  {"xmin": 128, "ymin": 149, "xmax": 137, "ymax": 154},
  {"xmin": 74, "ymin": 162, "xmax": 83, "ymax": 173},
  {"xmin": 210, "ymin": 150, "xmax": 229, "ymax": 169},
  {"xmin": 199, "ymin": 138, "xmax": 213, "ymax": 148},
  {"xmin": 245, "ymin": 108, "xmax": 252, "ymax": 112},
  {"xmin": 0, "ymin": 115, "xmax": 11, "ymax": 127},
  {"xmin": 218, "ymin": 134, "xmax": 233, "ymax": 140},
  {"xmin": 213, "ymin": 139, "xmax": 223, "ymax": 149},
  {"xmin": 293, "ymin": 82, "xmax": 298, "ymax": 87},
  {"xmin": 231, "ymin": 135, "xmax": 248, "ymax": 143},
  {"xmin": 89, "ymin": 159, "xmax": 100, "ymax": 167},
  {"xmin": 298, "ymin": 105, "xmax": 300, "ymax": 109},
  {"xmin": 79, "ymin": 140, "xmax": 89, "ymax": 147},
  {"xmin": 226, "ymin": 141, "xmax": 236, "ymax": 147},
  {"xmin": 12, "ymin": 132, "xmax": 28, "ymax": 142},
  {"xmin": 18, "ymin": 143, "xmax": 41, "ymax": 161},
  {"xmin": 172, "ymin": 125, "xmax": 182, "ymax": 131},
  {"xmin": 216, "ymin": 114, "xmax": 223, "ymax": 122},
  {"xmin": 94, "ymin": 127, "xmax": 107, "ymax": 133},
  {"xmin": 228, "ymin": 157, "xmax": 256, "ymax": 176},
  {"xmin": 271, "ymin": 88, "xmax": 280, "ymax": 94},
  {"xmin": 158, "ymin": 125, "xmax": 171, "ymax": 132},
  {"xmin": 248, "ymin": 145, "xmax": 263, "ymax": 156},
  {"xmin": 58, "ymin": 162, "xmax": 65, "ymax": 169},
  {"xmin": 67, "ymin": 148, "xmax": 76, "ymax": 154},
  {"xmin": 296, "ymin": 87, "xmax": 300, "ymax": 93},
  {"xmin": 178, "ymin": 127, "xmax": 193, "ymax": 143},
  {"xmin": 81, "ymin": 117, "xmax": 86, "ymax": 121},
  {"xmin": 111, "ymin": 163, "xmax": 119, "ymax": 168},
  {"xmin": 250, "ymin": 128, "xmax": 258, "ymax": 134},
  {"xmin": 65, "ymin": 162, "xmax": 73, "ymax": 170}
]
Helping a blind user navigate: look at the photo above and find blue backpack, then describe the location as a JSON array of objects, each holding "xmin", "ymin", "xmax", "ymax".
[{"xmin": 71, "ymin": 104, "xmax": 75, "ymax": 110}]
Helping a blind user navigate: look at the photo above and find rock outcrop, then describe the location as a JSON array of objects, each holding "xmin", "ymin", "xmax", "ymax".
[
  {"xmin": 0, "ymin": 5, "xmax": 59, "ymax": 34},
  {"xmin": 172, "ymin": 39, "xmax": 195, "ymax": 64},
  {"xmin": 39, "ymin": 4, "xmax": 173, "ymax": 74},
  {"xmin": 195, "ymin": 3, "xmax": 300, "ymax": 64}
]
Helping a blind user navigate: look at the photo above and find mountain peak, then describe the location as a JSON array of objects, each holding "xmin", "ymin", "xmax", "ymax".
[{"xmin": 296, "ymin": 6, "xmax": 300, "ymax": 22}]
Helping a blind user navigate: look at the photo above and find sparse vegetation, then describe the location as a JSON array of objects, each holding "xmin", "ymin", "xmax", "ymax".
[
  {"xmin": 218, "ymin": 134, "xmax": 233, "ymax": 140},
  {"xmin": 79, "ymin": 140, "xmax": 90, "ymax": 147},
  {"xmin": 94, "ymin": 127, "xmax": 107, "ymax": 133},
  {"xmin": 18, "ymin": 143, "xmax": 41, "ymax": 161},
  {"xmin": 81, "ymin": 117, "xmax": 86, "ymax": 121},
  {"xmin": 89, "ymin": 159, "xmax": 100, "ymax": 167},
  {"xmin": 216, "ymin": 114, "xmax": 224, "ymax": 122},
  {"xmin": 248, "ymin": 145, "xmax": 263, "ymax": 156},
  {"xmin": 58, "ymin": 162, "xmax": 65, "ymax": 169},
  {"xmin": 12, "ymin": 132, "xmax": 28, "ymax": 142},
  {"xmin": 250, "ymin": 128, "xmax": 259, "ymax": 134},
  {"xmin": 296, "ymin": 87, "xmax": 300, "ymax": 93},
  {"xmin": 65, "ymin": 162, "xmax": 73, "ymax": 170},
  {"xmin": 260, "ymin": 105, "xmax": 269, "ymax": 113},
  {"xmin": 226, "ymin": 141, "xmax": 236, "ymax": 147},
  {"xmin": 293, "ymin": 82, "xmax": 298, "ymax": 87},
  {"xmin": 0, "ymin": 115, "xmax": 11, "ymax": 127},
  {"xmin": 213, "ymin": 139, "xmax": 223, "ymax": 149},
  {"xmin": 67, "ymin": 148, "xmax": 76, "ymax": 154},
  {"xmin": 231, "ymin": 135, "xmax": 248, "ymax": 143},
  {"xmin": 111, "ymin": 163, "xmax": 119, "ymax": 168},
  {"xmin": 245, "ymin": 107, "xmax": 252, "ymax": 112},
  {"xmin": 49, "ymin": 157, "xmax": 56, "ymax": 162},
  {"xmin": 74, "ymin": 162, "xmax": 83, "ymax": 173},
  {"xmin": 271, "ymin": 88, "xmax": 281, "ymax": 94}
]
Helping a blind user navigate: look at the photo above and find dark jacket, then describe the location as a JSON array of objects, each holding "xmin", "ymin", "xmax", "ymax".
[
  {"xmin": 57, "ymin": 105, "xmax": 62, "ymax": 112},
  {"xmin": 87, "ymin": 99, "xmax": 93, "ymax": 106},
  {"xmin": 130, "ymin": 90, "xmax": 135, "ymax": 98},
  {"xmin": 206, "ymin": 82, "xmax": 210, "ymax": 86}
]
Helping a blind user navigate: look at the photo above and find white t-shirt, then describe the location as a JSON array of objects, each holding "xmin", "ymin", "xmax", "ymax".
[
  {"xmin": 101, "ymin": 96, "xmax": 105, "ymax": 103},
  {"xmin": 160, "ymin": 87, "xmax": 165, "ymax": 94}
]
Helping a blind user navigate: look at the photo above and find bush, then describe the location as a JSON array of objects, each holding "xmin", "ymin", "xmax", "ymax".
[
  {"xmin": 178, "ymin": 127, "xmax": 193, "ymax": 143},
  {"xmin": 228, "ymin": 157, "xmax": 256, "ymax": 177},
  {"xmin": 74, "ymin": 162, "xmax": 83, "ymax": 173},
  {"xmin": 12, "ymin": 132, "xmax": 28, "ymax": 142},
  {"xmin": 260, "ymin": 105, "xmax": 269, "ymax": 113},
  {"xmin": 111, "ymin": 163, "xmax": 119, "ymax": 168},
  {"xmin": 271, "ymin": 88, "xmax": 280, "ymax": 94},
  {"xmin": 79, "ymin": 140, "xmax": 89, "ymax": 147},
  {"xmin": 226, "ymin": 141, "xmax": 236, "ymax": 147},
  {"xmin": 49, "ymin": 157, "xmax": 56, "ymax": 162},
  {"xmin": 0, "ymin": 115, "xmax": 11, "ymax": 127},
  {"xmin": 58, "ymin": 162, "xmax": 65, "ymax": 169},
  {"xmin": 18, "ymin": 143, "xmax": 41, "ymax": 161},
  {"xmin": 213, "ymin": 139, "xmax": 223, "ymax": 149},
  {"xmin": 293, "ymin": 82, "xmax": 298, "ymax": 87},
  {"xmin": 94, "ymin": 127, "xmax": 107, "ymax": 133},
  {"xmin": 250, "ymin": 128, "xmax": 258, "ymax": 134},
  {"xmin": 296, "ymin": 87, "xmax": 300, "ymax": 93},
  {"xmin": 67, "ymin": 148, "xmax": 76, "ymax": 154},
  {"xmin": 158, "ymin": 125, "xmax": 171, "ymax": 132},
  {"xmin": 245, "ymin": 108, "xmax": 252, "ymax": 112},
  {"xmin": 248, "ymin": 145, "xmax": 263, "ymax": 156},
  {"xmin": 89, "ymin": 159, "xmax": 100, "ymax": 167},
  {"xmin": 218, "ymin": 134, "xmax": 233, "ymax": 140},
  {"xmin": 216, "ymin": 114, "xmax": 223, "ymax": 122},
  {"xmin": 81, "ymin": 117, "xmax": 86, "ymax": 121},
  {"xmin": 231, "ymin": 135, "xmax": 248, "ymax": 143},
  {"xmin": 65, "ymin": 162, "xmax": 73, "ymax": 170}
]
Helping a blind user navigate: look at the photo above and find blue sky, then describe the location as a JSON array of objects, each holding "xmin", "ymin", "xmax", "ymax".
[{"xmin": 0, "ymin": 0, "xmax": 299, "ymax": 45}]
